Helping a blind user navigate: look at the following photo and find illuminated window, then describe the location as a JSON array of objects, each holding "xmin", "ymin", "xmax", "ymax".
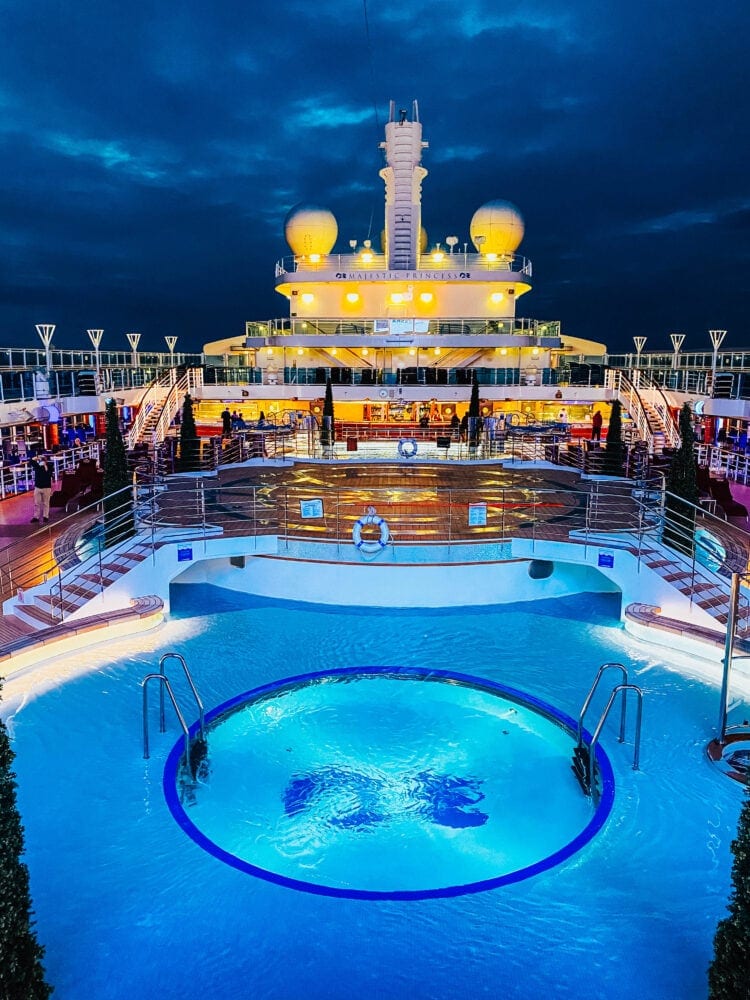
[
  {"xmin": 301, "ymin": 293, "xmax": 314, "ymax": 304},
  {"xmin": 420, "ymin": 292, "xmax": 434, "ymax": 304}
]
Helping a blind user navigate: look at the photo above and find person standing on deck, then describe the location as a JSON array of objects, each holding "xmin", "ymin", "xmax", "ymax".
[
  {"xmin": 29, "ymin": 454, "xmax": 53, "ymax": 523},
  {"xmin": 221, "ymin": 407, "xmax": 232, "ymax": 437},
  {"xmin": 591, "ymin": 409, "xmax": 603, "ymax": 442}
]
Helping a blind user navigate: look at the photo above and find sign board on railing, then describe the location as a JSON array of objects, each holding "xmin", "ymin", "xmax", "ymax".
[
  {"xmin": 300, "ymin": 498, "xmax": 324, "ymax": 518},
  {"xmin": 468, "ymin": 503, "xmax": 487, "ymax": 526}
]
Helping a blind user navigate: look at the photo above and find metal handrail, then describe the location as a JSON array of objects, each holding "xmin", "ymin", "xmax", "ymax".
[
  {"xmin": 158, "ymin": 652, "xmax": 205, "ymax": 741},
  {"xmin": 2, "ymin": 471, "xmax": 747, "ymax": 641},
  {"xmin": 587, "ymin": 683, "xmax": 644, "ymax": 789},
  {"xmin": 577, "ymin": 663, "xmax": 629, "ymax": 748},
  {"xmin": 126, "ymin": 368, "xmax": 177, "ymax": 450},
  {"xmin": 142, "ymin": 673, "xmax": 190, "ymax": 767}
]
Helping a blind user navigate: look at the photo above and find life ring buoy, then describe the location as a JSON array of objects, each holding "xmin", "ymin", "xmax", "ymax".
[
  {"xmin": 398, "ymin": 437, "xmax": 418, "ymax": 459},
  {"xmin": 352, "ymin": 506, "xmax": 390, "ymax": 553}
]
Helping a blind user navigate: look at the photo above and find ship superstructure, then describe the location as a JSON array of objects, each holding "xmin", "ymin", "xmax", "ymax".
[{"xmin": 0, "ymin": 103, "xmax": 748, "ymax": 464}]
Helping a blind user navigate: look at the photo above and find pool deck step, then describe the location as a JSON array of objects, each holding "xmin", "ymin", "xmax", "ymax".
[
  {"xmin": 0, "ymin": 614, "xmax": 34, "ymax": 644},
  {"xmin": 35, "ymin": 592, "xmax": 89, "ymax": 615},
  {"xmin": 13, "ymin": 602, "xmax": 60, "ymax": 629}
]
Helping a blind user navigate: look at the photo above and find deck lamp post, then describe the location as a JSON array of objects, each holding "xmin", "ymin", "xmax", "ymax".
[
  {"xmin": 126, "ymin": 333, "xmax": 141, "ymax": 370},
  {"xmin": 632, "ymin": 336, "xmax": 647, "ymax": 374},
  {"xmin": 669, "ymin": 333, "xmax": 685, "ymax": 390},
  {"xmin": 87, "ymin": 328, "xmax": 104, "ymax": 392},
  {"xmin": 35, "ymin": 323, "xmax": 55, "ymax": 374},
  {"xmin": 165, "ymin": 336, "xmax": 178, "ymax": 363},
  {"xmin": 709, "ymin": 329, "xmax": 727, "ymax": 396}
]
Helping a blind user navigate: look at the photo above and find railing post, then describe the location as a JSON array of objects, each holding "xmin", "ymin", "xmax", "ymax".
[
  {"xmin": 284, "ymin": 487, "xmax": 289, "ymax": 551},
  {"xmin": 718, "ymin": 572, "xmax": 741, "ymax": 740},
  {"xmin": 97, "ymin": 529, "xmax": 105, "ymax": 593}
]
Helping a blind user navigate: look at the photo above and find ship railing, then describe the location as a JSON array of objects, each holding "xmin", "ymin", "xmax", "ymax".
[
  {"xmin": 1, "ymin": 473, "xmax": 746, "ymax": 637},
  {"xmin": 274, "ymin": 252, "xmax": 532, "ymax": 276},
  {"xmin": 260, "ymin": 317, "xmax": 560, "ymax": 339},
  {"xmin": 0, "ymin": 442, "xmax": 100, "ymax": 503}
]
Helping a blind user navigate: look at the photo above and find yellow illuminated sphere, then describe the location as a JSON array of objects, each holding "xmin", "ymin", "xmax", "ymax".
[
  {"xmin": 470, "ymin": 201, "xmax": 524, "ymax": 254},
  {"xmin": 284, "ymin": 204, "xmax": 338, "ymax": 256}
]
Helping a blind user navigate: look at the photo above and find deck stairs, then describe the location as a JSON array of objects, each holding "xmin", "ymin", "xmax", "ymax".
[
  {"xmin": 637, "ymin": 541, "xmax": 750, "ymax": 633},
  {"xmin": 127, "ymin": 367, "xmax": 203, "ymax": 450},
  {"xmin": 12, "ymin": 541, "xmax": 153, "ymax": 630},
  {"xmin": 607, "ymin": 370, "xmax": 680, "ymax": 454}
]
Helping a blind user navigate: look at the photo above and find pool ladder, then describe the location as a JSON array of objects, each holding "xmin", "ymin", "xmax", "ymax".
[
  {"xmin": 572, "ymin": 663, "xmax": 644, "ymax": 800},
  {"xmin": 142, "ymin": 653, "xmax": 206, "ymax": 779}
]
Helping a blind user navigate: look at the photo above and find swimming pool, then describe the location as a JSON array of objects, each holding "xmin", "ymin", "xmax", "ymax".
[
  {"xmin": 167, "ymin": 667, "xmax": 613, "ymax": 898},
  {"xmin": 7, "ymin": 586, "xmax": 746, "ymax": 999}
]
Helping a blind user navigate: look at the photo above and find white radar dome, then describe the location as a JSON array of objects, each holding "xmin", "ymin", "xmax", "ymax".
[
  {"xmin": 284, "ymin": 204, "xmax": 338, "ymax": 256},
  {"xmin": 470, "ymin": 200, "xmax": 524, "ymax": 254}
]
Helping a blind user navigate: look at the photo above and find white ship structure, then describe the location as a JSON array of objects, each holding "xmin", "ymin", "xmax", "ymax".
[{"xmin": 0, "ymin": 101, "xmax": 747, "ymax": 477}]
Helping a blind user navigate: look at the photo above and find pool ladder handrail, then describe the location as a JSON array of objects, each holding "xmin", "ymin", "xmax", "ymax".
[
  {"xmin": 575, "ymin": 663, "xmax": 644, "ymax": 796},
  {"xmin": 142, "ymin": 673, "xmax": 191, "ymax": 765},
  {"xmin": 585, "ymin": 683, "xmax": 644, "ymax": 791},
  {"xmin": 158, "ymin": 652, "xmax": 205, "ymax": 741},
  {"xmin": 577, "ymin": 662, "xmax": 629, "ymax": 749}
]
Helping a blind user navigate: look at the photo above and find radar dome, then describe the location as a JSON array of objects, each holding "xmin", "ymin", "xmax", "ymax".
[
  {"xmin": 284, "ymin": 204, "xmax": 338, "ymax": 256},
  {"xmin": 470, "ymin": 201, "xmax": 524, "ymax": 254}
]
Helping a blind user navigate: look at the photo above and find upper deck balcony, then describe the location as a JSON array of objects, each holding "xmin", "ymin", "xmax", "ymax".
[{"xmin": 274, "ymin": 250, "xmax": 532, "ymax": 281}]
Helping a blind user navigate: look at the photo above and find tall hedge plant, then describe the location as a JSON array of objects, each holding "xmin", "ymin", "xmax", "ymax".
[
  {"xmin": 603, "ymin": 399, "xmax": 626, "ymax": 476},
  {"xmin": 102, "ymin": 398, "xmax": 133, "ymax": 547},
  {"xmin": 664, "ymin": 403, "xmax": 699, "ymax": 555},
  {"xmin": 179, "ymin": 393, "xmax": 200, "ymax": 471},
  {"xmin": 708, "ymin": 790, "xmax": 750, "ymax": 998},
  {"xmin": 0, "ymin": 683, "xmax": 53, "ymax": 999}
]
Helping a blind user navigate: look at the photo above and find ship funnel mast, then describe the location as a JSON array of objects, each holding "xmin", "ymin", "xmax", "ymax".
[{"xmin": 379, "ymin": 100, "xmax": 428, "ymax": 270}]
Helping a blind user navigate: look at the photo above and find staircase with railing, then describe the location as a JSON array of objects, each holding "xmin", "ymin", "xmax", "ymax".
[
  {"xmin": 1, "ymin": 469, "xmax": 748, "ymax": 648},
  {"xmin": 606, "ymin": 369, "xmax": 681, "ymax": 453},
  {"xmin": 127, "ymin": 368, "xmax": 203, "ymax": 450}
]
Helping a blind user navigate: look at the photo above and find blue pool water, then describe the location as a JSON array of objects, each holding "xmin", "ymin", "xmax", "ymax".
[
  {"xmin": 8, "ymin": 587, "xmax": 747, "ymax": 1000},
  {"xmin": 168, "ymin": 667, "xmax": 613, "ymax": 897}
]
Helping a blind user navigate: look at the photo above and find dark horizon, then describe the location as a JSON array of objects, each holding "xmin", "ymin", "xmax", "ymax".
[{"xmin": 1, "ymin": 2, "xmax": 747, "ymax": 355}]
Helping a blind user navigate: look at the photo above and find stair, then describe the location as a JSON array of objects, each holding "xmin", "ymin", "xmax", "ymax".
[
  {"xmin": 14, "ymin": 542, "xmax": 155, "ymax": 633},
  {"xmin": 639, "ymin": 542, "xmax": 745, "ymax": 633}
]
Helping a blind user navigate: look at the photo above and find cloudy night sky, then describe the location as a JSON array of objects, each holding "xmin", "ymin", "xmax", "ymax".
[{"xmin": 1, "ymin": 0, "xmax": 747, "ymax": 354}]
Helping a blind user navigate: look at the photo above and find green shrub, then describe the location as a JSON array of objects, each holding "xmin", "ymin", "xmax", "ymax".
[
  {"xmin": 709, "ymin": 789, "xmax": 750, "ymax": 999},
  {"xmin": 0, "ymin": 684, "xmax": 53, "ymax": 998}
]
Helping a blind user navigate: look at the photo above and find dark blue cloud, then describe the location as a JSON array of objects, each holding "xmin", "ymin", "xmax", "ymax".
[{"xmin": 0, "ymin": 0, "xmax": 747, "ymax": 353}]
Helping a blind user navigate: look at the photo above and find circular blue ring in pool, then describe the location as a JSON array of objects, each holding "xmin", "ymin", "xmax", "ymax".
[{"xmin": 164, "ymin": 667, "xmax": 615, "ymax": 900}]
